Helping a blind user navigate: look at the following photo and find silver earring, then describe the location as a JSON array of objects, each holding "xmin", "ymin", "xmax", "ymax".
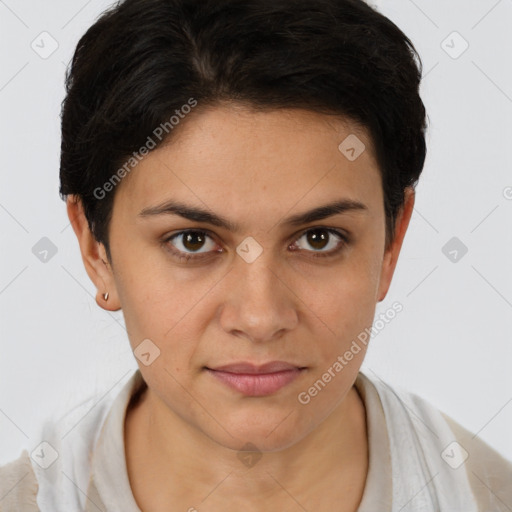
[{"xmin": 103, "ymin": 292, "xmax": 109, "ymax": 301}]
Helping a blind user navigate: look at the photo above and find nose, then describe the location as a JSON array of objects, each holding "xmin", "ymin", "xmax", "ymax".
[{"xmin": 219, "ymin": 254, "xmax": 299, "ymax": 344}]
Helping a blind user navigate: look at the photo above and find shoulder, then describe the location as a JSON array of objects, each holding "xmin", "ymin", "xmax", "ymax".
[
  {"xmin": 0, "ymin": 386, "xmax": 116, "ymax": 512},
  {"xmin": 440, "ymin": 410, "xmax": 512, "ymax": 509},
  {"xmin": 0, "ymin": 450, "xmax": 39, "ymax": 511},
  {"xmin": 359, "ymin": 371, "xmax": 512, "ymax": 510}
]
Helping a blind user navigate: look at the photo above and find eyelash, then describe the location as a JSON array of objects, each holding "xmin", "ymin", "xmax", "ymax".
[{"xmin": 162, "ymin": 227, "xmax": 350, "ymax": 263}]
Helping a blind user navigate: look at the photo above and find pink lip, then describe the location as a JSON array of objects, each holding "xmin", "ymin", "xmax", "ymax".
[{"xmin": 205, "ymin": 361, "xmax": 306, "ymax": 396}]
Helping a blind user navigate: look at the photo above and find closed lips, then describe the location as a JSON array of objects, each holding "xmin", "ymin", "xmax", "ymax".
[
  {"xmin": 205, "ymin": 362, "xmax": 307, "ymax": 396},
  {"xmin": 206, "ymin": 361, "xmax": 306, "ymax": 374}
]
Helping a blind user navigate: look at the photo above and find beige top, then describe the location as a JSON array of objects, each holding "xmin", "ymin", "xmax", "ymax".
[{"xmin": 1, "ymin": 369, "xmax": 511, "ymax": 511}]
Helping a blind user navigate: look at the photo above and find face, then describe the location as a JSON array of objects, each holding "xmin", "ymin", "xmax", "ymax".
[{"xmin": 70, "ymin": 104, "xmax": 413, "ymax": 453}]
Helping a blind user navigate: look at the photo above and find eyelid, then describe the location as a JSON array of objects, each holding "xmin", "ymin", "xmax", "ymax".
[
  {"xmin": 163, "ymin": 229, "xmax": 222, "ymax": 260},
  {"xmin": 163, "ymin": 226, "xmax": 349, "ymax": 261},
  {"xmin": 290, "ymin": 227, "xmax": 349, "ymax": 258}
]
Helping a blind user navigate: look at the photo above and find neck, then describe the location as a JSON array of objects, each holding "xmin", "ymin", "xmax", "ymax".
[{"xmin": 124, "ymin": 383, "xmax": 368, "ymax": 512}]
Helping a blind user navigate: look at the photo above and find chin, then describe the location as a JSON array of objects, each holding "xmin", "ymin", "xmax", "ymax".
[
  {"xmin": 203, "ymin": 413, "xmax": 313, "ymax": 454},
  {"xmin": 218, "ymin": 432, "xmax": 306, "ymax": 456}
]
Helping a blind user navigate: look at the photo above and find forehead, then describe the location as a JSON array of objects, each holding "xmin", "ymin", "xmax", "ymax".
[{"xmin": 112, "ymin": 104, "xmax": 383, "ymax": 222}]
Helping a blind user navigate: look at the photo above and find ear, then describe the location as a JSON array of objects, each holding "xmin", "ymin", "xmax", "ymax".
[
  {"xmin": 376, "ymin": 187, "xmax": 415, "ymax": 302},
  {"xmin": 66, "ymin": 195, "xmax": 121, "ymax": 311}
]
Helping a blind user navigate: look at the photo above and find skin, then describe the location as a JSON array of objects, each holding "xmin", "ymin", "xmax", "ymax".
[{"xmin": 67, "ymin": 104, "xmax": 414, "ymax": 511}]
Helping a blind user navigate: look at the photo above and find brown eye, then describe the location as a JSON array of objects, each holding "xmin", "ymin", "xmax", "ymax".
[
  {"xmin": 292, "ymin": 228, "xmax": 348, "ymax": 257},
  {"xmin": 164, "ymin": 230, "xmax": 219, "ymax": 261},
  {"xmin": 305, "ymin": 229, "xmax": 330, "ymax": 250},
  {"xmin": 182, "ymin": 231, "xmax": 207, "ymax": 251}
]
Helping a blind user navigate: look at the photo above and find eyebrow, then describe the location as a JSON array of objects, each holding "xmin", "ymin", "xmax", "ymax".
[{"xmin": 138, "ymin": 198, "xmax": 368, "ymax": 231}]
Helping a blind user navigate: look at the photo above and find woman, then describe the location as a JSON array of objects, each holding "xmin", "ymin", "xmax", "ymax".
[{"xmin": 1, "ymin": 0, "xmax": 511, "ymax": 510}]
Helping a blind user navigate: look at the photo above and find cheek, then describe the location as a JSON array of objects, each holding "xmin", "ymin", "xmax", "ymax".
[
  {"xmin": 296, "ymin": 258, "xmax": 380, "ymax": 406},
  {"xmin": 113, "ymin": 254, "xmax": 215, "ymax": 367},
  {"xmin": 298, "ymin": 245, "xmax": 382, "ymax": 349}
]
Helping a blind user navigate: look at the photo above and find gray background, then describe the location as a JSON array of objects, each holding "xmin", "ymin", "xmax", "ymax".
[{"xmin": 1, "ymin": 0, "xmax": 511, "ymax": 465}]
